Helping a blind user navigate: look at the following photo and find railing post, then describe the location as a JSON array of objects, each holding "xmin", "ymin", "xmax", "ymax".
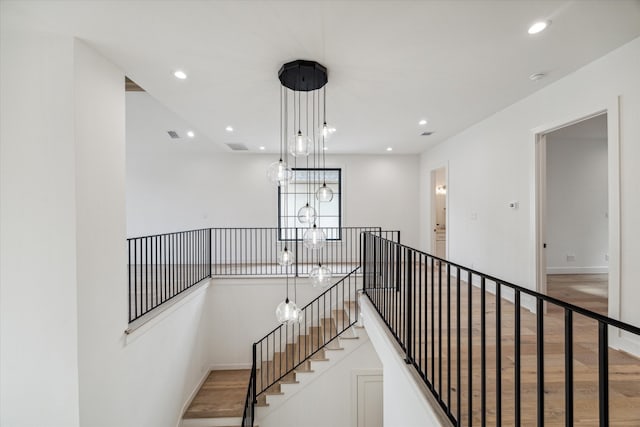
[
  {"xmin": 208, "ymin": 228, "xmax": 212, "ymax": 278},
  {"xmin": 405, "ymin": 248, "xmax": 412, "ymax": 364},
  {"xmin": 361, "ymin": 232, "xmax": 367, "ymax": 291},
  {"xmin": 252, "ymin": 343, "xmax": 257, "ymax": 405},
  {"xmin": 395, "ymin": 242, "xmax": 401, "ymax": 292},
  {"xmin": 294, "ymin": 228, "xmax": 299, "ymax": 278},
  {"xmin": 372, "ymin": 233, "xmax": 378, "ymax": 288},
  {"xmin": 598, "ymin": 321, "xmax": 609, "ymax": 427}
]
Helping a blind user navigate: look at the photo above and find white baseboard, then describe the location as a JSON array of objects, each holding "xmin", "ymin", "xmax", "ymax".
[
  {"xmin": 546, "ymin": 266, "xmax": 608, "ymax": 275},
  {"xmin": 176, "ymin": 368, "xmax": 212, "ymax": 427},
  {"xmin": 209, "ymin": 362, "xmax": 252, "ymax": 370}
]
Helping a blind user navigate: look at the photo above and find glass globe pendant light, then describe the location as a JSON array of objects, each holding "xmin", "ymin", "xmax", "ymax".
[
  {"xmin": 267, "ymin": 159, "xmax": 293, "ymax": 186},
  {"xmin": 310, "ymin": 264, "xmax": 332, "ymax": 289},
  {"xmin": 277, "ymin": 246, "xmax": 295, "ymax": 266},
  {"xmin": 316, "ymin": 183, "xmax": 333, "ymax": 202},
  {"xmin": 275, "ymin": 298, "xmax": 302, "ymax": 324},
  {"xmin": 297, "ymin": 203, "xmax": 316, "ymax": 224},
  {"xmin": 319, "ymin": 122, "xmax": 336, "ymax": 140},
  {"xmin": 303, "ymin": 224, "xmax": 326, "ymax": 250},
  {"xmin": 288, "ymin": 130, "xmax": 311, "ymax": 157}
]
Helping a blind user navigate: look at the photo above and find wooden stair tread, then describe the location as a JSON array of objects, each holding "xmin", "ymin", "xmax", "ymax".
[{"xmin": 183, "ymin": 369, "xmax": 250, "ymax": 419}]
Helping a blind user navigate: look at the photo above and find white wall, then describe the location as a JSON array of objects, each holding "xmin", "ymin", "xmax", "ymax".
[
  {"xmin": 419, "ymin": 37, "xmax": 640, "ymax": 342},
  {"xmin": 206, "ymin": 277, "xmax": 358, "ymax": 368},
  {"xmin": 546, "ymin": 125, "xmax": 608, "ymax": 273},
  {"xmin": 360, "ymin": 298, "xmax": 447, "ymax": 427},
  {"xmin": 126, "ymin": 92, "xmax": 420, "ymax": 247},
  {"xmin": 259, "ymin": 339, "xmax": 382, "ymax": 427},
  {"xmin": 1, "ymin": 9, "xmax": 215, "ymax": 425},
  {"xmin": 0, "ymin": 23, "xmax": 80, "ymax": 427},
  {"xmin": 73, "ymin": 40, "xmax": 211, "ymax": 427}
]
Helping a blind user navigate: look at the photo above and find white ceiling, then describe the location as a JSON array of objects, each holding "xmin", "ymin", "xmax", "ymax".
[{"xmin": 4, "ymin": 0, "xmax": 640, "ymax": 154}]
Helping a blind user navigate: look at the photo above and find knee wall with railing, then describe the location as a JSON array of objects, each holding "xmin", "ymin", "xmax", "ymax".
[{"xmin": 361, "ymin": 231, "xmax": 640, "ymax": 427}]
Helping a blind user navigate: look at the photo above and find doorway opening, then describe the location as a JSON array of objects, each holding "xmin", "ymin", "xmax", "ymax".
[
  {"xmin": 430, "ymin": 166, "xmax": 447, "ymax": 260},
  {"xmin": 538, "ymin": 113, "xmax": 609, "ymax": 315}
]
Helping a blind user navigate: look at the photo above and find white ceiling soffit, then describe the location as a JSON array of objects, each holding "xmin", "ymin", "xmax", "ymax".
[{"xmin": 5, "ymin": 1, "xmax": 640, "ymax": 154}]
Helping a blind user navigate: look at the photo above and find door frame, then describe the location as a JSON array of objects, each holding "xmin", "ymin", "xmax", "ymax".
[
  {"xmin": 351, "ymin": 369, "xmax": 383, "ymax": 427},
  {"xmin": 531, "ymin": 97, "xmax": 620, "ymax": 323},
  {"xmin": 429, "ymin": 163, "xmax": 449, "ymax": 259}
]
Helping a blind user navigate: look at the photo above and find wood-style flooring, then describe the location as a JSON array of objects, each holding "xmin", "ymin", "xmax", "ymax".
[
  {"xmin": 183, "ymin": 369, "xmax": 250, "ymax": 419},
  {"xmin": 547, "ymin": 273, "xmax": 608, "ymax": 316},
  {"xmin": 366, "ymin": 270, "xmax": 639, "ymax": 426}
]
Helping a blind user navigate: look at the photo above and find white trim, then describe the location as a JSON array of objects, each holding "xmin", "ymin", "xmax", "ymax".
[
  {"xmin": 546, "ymin": 267, "xmax": 608, "ymax": 275},
  {"xmin": 176, "ymin": 369, "xmax": 212, "ymax": 427},
  {"xmin": 531, "ymin": 97, "xmax": 620, "ymax": 329},
  {"xmin": 125, "ymin": 279, "xmax": 211, "ymax": 341},
  {"xmin": 209, "ymin": 363, "xmax": 252, "ymax": 370},
  {"xmin": 428, "ymin": 162, "xmax": 449, "ymax": 258},
  {"xmin": 351, "ymin": 369, "xmax": 383, "ymax": 427},
  {"xmin": 360, "ymin": 297, "xmax": 450, "ymax": 427}
]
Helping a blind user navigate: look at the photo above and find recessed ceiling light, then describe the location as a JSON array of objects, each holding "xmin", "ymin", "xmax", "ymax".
[
  {"xmin": 529, "ymin": 72, "xmax": 546, "ymax": 81},
  {"xmin": 323, "ymin": 146, "xmax": 328, "ymax": 151},
  {"xmin": 419, "ymin": 119, "xmax": 427, "ymax": 126},
  {"xmin": 225, "ymin": 126, "xmax": 234, "ymax": 132},
  {"xmin": 528, "ymin": 20, "xmax": 550, "ymax": 35},
  {"xmin": 186, "ymin": 130, "xmax": 195, "ymax": 138},
  {"xmin": 386, "ymin": 147, "xmax": 393, "ymax": 152},
  {"xmin": 259, "ymin": 146, "xmax": 265, "ymax": 151},
  {"xmin": 173, "ymin": 70, "xmax": 187, "ymax": 80}
]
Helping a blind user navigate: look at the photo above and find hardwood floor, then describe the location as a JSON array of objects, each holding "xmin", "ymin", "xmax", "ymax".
[
  {"xmin": 182, "ymin": 272, "xmax": 638, "ymax": 425},
  {"xmin": 366, "ymin": 268, "xmax": 640, "ymax": 426},
  {"xmin": 183, "ymin": 369, "xmax": 250, "ymax": 419},
  {"xmin": 547, "ymin": 273, "xmax": 608, "ymax": 316}
]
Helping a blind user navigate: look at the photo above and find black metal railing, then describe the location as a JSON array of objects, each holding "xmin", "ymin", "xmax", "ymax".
[
  {"xmin": 127, "ymin": 226, "xmax": 390, "ymax": 323},
  {"xmin": 362, "ymin": 231, "xmax": 640, "ymax": 427},
  {"xmin": 241, "ymin": 267, "xmax": 361, "ymax": 427},
  {"xmin": 127, "ymin": 228, "xmax": 211, "ymax": 322},
  {"xmin": 210, "ymin": 226, "xmax": 382, "ymax": 277}
]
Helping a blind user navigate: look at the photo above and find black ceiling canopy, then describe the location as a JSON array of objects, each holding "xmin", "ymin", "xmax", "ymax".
[{"xmin": 278, "ymin": 60, "xmax": 328, "ymax": 92}]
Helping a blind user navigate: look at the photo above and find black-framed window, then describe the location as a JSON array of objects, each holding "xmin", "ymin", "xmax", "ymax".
[{"xmin": 278, "ymin": 168, "xmax": 342, "ymax": 240}]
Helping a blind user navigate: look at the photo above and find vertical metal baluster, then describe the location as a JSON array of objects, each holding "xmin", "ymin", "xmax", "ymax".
[
  {"xmin": 515, "ymin": 290, "xmax": 521, "ymax": 427},
  {"xmin": 413, "ymin": 253, "xmax": 417, "ymax": 365},
  {"xmin": 431, "ymin": 257, "xmax": 435, "ymax": 384},
  {"xmin": 537, "ymin": 298, "xmax": 544, "ymax": 427},
  {"xmin": 496, "ymin": 282, "xmax": 502, "ymax": 426},
  {"xmin": 405, "ymin": 249, "xmax": 413, "ymax": 364},
  {"xmin": 439, "ymin": 259, "xmax": 443, "ymax": 399},
  {"xmin": 456, "ymin": 267, "xmax": 461, "ymax": 425},
  {"xmin": 128, "ymin": 240, "xmax": 132, "ymax": 322},
  {"xmin": 418, "ymin": 253, "xmax": 423, "ymax": 376},
  {"xmin": 468, "ymin": 271, "xmax": 473, "ymax": 427},
  {"xmin": 598, "ymin": 321, "xmax": 609, "ymax": 427},
  {"xmin": 146, "ymin": 237, "xmax": 149, "ymax": 313},
  {"xmin": 481, "ymin": 277, "xmax": 486, "ymax": 427},
  {"xmin": 565, "ymin": 309, "xmax": 573, "ymax": 427},
  {"xmin": 447, "ymin": 263, "xmax": 451, "ymax": 411},
  {"xmin": 424, "ymin": 254, "xmax": 429, "ymax": 384}
]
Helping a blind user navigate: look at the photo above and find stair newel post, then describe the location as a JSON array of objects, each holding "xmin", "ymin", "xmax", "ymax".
[
  {"xmin": 405, "ymin": 248, "xmax": 413, "ymax": 364},
  {"xmin": 252, "ymin": 343, "xmax": 257, "ymax": 405}
]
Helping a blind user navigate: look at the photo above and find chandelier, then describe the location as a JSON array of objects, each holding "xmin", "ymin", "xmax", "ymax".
[{"xmin": 270, "ymin": 59, "xmax": 336, "ymax": 323}]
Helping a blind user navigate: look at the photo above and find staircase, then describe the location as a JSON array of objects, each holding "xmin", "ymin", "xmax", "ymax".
[
  {"xmin": 253, "ymin": 301, "xmax": 365, "ymax": 420},
  {"xmin": 181, "ymin": 267, "xmax": 363, "ymax": 427}
]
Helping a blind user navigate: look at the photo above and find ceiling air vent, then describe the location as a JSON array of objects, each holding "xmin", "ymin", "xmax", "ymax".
[
  {"xmin": 167, "ymin": 130, "xmax": 180, "ymax": 139},
  {"xmin": 226, "ymin": 143, "xmax": 249, "ymax": 151},
  {"xmin": 421, "ymin": 131, "xmax": 434, "ymax": 136}
]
